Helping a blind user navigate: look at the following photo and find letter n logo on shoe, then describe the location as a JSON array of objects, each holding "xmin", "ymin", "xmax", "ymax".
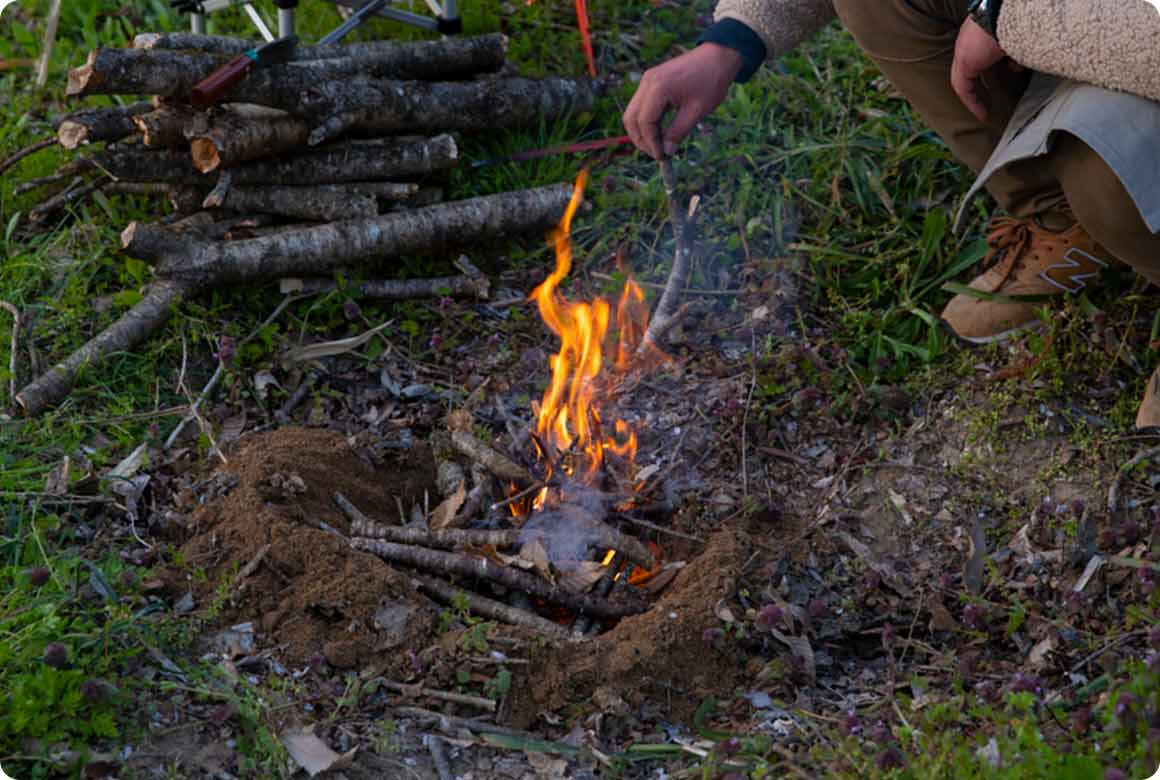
[{"xmin": 1039, "ymin": 248, "xmax": 1108, "ymax": 293}]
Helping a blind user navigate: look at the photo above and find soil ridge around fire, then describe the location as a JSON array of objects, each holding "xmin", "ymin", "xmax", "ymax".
[{"xmin": 177, "ymin": 427, "xmax": 440, "ymax": 670}]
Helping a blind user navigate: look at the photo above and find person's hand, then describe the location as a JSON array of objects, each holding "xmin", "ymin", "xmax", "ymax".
[
  {"xmin": 950, "ymin": 17, "xmax": 1007, "ymax": 121},
  {"xmin": 623, "ymin": 43, "xmax": 743, "ymax": 160}
]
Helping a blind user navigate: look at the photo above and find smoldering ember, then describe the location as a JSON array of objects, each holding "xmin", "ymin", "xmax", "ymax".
[{"xmin": 3, "ymin": 1, "xmax": 1160, "ymax": 779}]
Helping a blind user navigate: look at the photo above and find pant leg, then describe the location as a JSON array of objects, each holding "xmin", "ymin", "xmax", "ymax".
[
  {"xmin": 830, "ymin": 0, "xmax": 1066, "ymax": 218},
  {"xmin": 1048, "ymin": 133, "xmax": 1160, "ymax": 286}
]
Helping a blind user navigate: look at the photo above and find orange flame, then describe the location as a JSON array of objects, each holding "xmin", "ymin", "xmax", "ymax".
[{"xmin": 529, "ymin": 171, "xmax": 642, "ymax": 485}]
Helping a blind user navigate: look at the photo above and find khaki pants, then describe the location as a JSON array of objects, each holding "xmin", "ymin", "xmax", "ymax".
[{"xmin": 831, "ymin": 0, "xmax": 1160, "ymax": 282}]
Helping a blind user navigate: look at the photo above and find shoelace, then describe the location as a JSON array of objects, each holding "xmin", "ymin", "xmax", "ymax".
[{"xmin": 981, "ymin": 217, "xmax": 1037, "ymax": 287}]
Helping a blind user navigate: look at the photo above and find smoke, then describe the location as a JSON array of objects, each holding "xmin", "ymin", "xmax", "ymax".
[{"xmin": 518, "ymin": 481, "xmax": 609, "ymax": 564}]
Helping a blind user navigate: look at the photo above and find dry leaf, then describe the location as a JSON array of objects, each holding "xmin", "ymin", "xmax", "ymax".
[
  {"xmin": 770, "ymin": 628, "xmax": 816, "ymax": 681},
  {"xmin": 1028, "ymin": 636, "xmax": 1056, "ymax": 671},
  {"xmin": 521, "ymin": 538, "xmax": 554, "ymax": 585},
  {"xmin": 526, "ymin": 750, "xmax": 570, "ymax": 780},
  {"xmin": 280, "ymin": 727, "xmax": 356, "ymax": 777},
  {"xmin": 429, "ymin": 481, "xmax": 467, "ymax": 530},
  {"xmin": 556, "ymin": 560, "xmax": 606, "ymax": 592},
  {"xmin": 964, "ymin": 520, "xmax": 987, "ymax": 595},
  {"xmin": 447, "ymin": 408, "xmax": 474, "ymax": 433},
  {"xmin": 928, "ymin": 601, "xmax": 958, "ymax": 632},
  {"xmin": 714, "ymin": 599, "xmax": 737, "ymax": 624}
]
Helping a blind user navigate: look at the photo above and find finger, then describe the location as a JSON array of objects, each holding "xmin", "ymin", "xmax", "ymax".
[
  {"xmin": 951, "ymin": 67, "xmax": 988, "ymax": 122},
  {"xmin": 632, "ymin": 83, "xmax": 672, "ymax": 161},
  {"xmin": 662, "ymin": 101, "xmax": 704, "ymax": 158},
  {"xmin": 623, "ymin": 92, "xmax": 646, "ymax": 155}
]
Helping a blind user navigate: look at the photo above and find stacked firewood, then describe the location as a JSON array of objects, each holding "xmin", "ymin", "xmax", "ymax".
[{"xmin": 10, "ymin": 32, "xmax": 600, "ymax": 415}]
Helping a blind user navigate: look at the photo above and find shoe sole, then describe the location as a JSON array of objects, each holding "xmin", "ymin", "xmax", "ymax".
[{"xmin": 940, "ymin": 319, "xmax": 1042, "ymax": 346}]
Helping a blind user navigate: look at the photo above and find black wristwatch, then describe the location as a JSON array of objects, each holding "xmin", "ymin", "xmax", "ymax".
[{"xmin": 967, "ymin": 0, "xmax": 1003, "ymax": 38}]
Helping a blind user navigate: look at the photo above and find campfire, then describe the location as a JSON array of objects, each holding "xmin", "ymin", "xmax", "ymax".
[{"xmin": 341, "ymin": 171, "xmax": 683, "ymax": 638}]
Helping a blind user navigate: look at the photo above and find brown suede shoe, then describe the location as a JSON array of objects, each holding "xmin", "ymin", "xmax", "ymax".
[
  {"xmin": 1137, "ymin": 367, "xmax": 1160, "ymax": 430},
  {"xmin": 941, "ymin": 216, "xmax": 1115, "ymax": 344}
]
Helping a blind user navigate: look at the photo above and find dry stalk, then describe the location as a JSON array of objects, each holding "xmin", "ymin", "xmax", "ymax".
[
  {"xmin": 381, "ymin": 680, "xmax": 496, "ymax": 712},
  {"xmin": 0, "ymin": 301, "xmax": 20, "ymax": 405}
]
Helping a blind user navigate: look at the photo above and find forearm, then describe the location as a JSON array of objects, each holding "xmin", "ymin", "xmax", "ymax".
[
  {"xmin": 704, "ymin": 0, "xmax": 837, "ymax": 81},
  {"xmin": 998, "ymin": 0, "xmax": 1160, "ymax": 103}
]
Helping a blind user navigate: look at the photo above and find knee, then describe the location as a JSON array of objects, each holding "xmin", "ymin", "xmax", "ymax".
[{"xmin": 1051, "ymin": 132, "xmax": 1160, "ymax": 276}]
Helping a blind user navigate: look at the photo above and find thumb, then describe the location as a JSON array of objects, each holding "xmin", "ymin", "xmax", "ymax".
[{"xmin": 662, "ymin": 101, "xmax": 704, "ymax": 158}]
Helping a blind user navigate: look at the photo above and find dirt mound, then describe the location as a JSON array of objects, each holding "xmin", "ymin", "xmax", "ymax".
[
  {"xmin": 178, "ymin": 427, "xmax": 439, "ymax": 670},
  {"xmin": 508, "ymin": 525, "xmax": 749, "ymax": 727}
]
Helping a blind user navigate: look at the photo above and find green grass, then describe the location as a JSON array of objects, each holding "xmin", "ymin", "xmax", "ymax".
[{"xmin": 2, "ymin": 0, "xmax": 1159, "ymax": 777}]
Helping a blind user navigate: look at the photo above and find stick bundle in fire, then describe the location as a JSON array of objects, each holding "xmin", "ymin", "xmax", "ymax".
[{"xmin": 340, "ymin": 172, "xmax": 695, "ymax": 639}]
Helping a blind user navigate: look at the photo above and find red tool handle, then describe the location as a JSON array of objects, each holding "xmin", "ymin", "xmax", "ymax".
[{"xmin": 190, "ymin": 54, "xmax": 255, "ymax": 108}]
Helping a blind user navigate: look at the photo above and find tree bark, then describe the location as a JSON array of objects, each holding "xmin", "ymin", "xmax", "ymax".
[
  {"xmin": 303, "ymin": 76, "xmax": 599, "ymax": 146},
  {"xmin": 189, "ymin": 108, "xmax": 310, "ymax": 171},
  {"xmin": 351, "ymin": 538, "xmax": 648, "ymax": 619},
  {"xmin": 55, "ymin": 101, "xmax": 152, "ymax": 149},
  {"xmin": 68, "ymin": 135, "xmax": 458, "ymax": 189},
  {"xmin": 15, "ymin": 280, "xmax": 188, "ymax": 415},
  {"xmin": 131, "ymin": 31, "xmax": 507, "ymax": 75},
  {"xmin": 132, "ymin": 103, "xmax": 199, "ymax": 148},
  {"xmin": 206, "ymin": 183, "xmax": 379, "ymax": 222},
  {"xmin": 70, "ymin": 35, "xmax": 509, "ymax": 102}
]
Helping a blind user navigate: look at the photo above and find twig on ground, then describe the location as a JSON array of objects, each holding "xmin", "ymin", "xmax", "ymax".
[
  {"xmin": 276, "ymin": 368, "xmax": 322, "ymax": 423},
  {"xmin": 381, "ymin": 679, "xmax": 496, "ymax": 712},
  {"xmin": 1107, "ymin": 445, "xmax": 1160, "ymax": 513},
  {"xmin": 0, "ymin": 138, "xmax": 56, "ymax": 177},
  {"xmin": 423, "ymin": 735, "xmax": 453, "ymax": 780},
  {"xmin": 411, "ymin": 573, "xmax": 572, "ymax": 639},
  {"xmin": 231, "ymin": 543, "xmax": 271, "ymax": 590},
  {"xmin": 335, "ymin": 491, "xmax": 521, "ymax": 548},
  {"xmin": 352, "ymin": 537, "xmax": 647, "ymax": 619},
  {"xmin": 164, "ymin": 294, "xmax": 299, "ymax": 449},
  {"xmin": 0, "ymin": 302, "xmax": 20, "ymax": 405},
  {"xmin": 29, "ymin": 177, "xmax": 109, "ymax": 223},
  {"xmin": 393, "ymin": 706, "xmax": 529, "ymax": 737},
  {"xmin": 741, "ymin": 332, "xmax": 757, "ymax": 497}
]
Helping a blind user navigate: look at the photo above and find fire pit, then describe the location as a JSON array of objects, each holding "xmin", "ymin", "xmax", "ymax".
[{"xmin": 338, "ymin": 171, "xmax": 690, "ymax": 639}]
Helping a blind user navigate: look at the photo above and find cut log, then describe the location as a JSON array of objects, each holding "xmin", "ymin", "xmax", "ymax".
[
  {"xmin": 69, "ymin": 36, "xmax": 509, "ymax": 102},
  {"xmin": 71, "ymin": 135, "xmax": 458, "ymax": 187},
  {"xmin": 204, "ymin": 184, "xmax": 379, "ymax": 222},
  {"xmin": 132, "ymin": 104, "xmax": 199, "ymax": 147},
  {"xmin": 55, "ymin": 101, "xmax": 153, "ymax": 149},
  {"xmin": 351, "ymin": 538, "xmax": 648, "ymax": 619},
  {"xmin": 189, "ymin": 109, "xmax": 310, "ymax": 171},
  {"xmin": 124, "ymin": 183, "xmax": 574, "ymax": 285},
  {"xmin": 301, "ymin": 76, "xmax": 599, "ymax": 145},
  {"xmin": 67, "ymin": 50, "xmax": 598, "ymax": 139},
  {"xmin": 13, "ymin": 185, "xmax": 573, "ymax": 416},
  {"xmin": 15, "ymin": 280, "xmax": 188, "ymax": 415},
  {"xmin": 132, "ymin": 31, "xmax": 508, "ymax": 76}
]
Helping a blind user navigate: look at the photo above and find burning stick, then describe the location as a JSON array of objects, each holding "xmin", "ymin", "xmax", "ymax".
[
  {"xmin": 639, "ymin": 159, "xmax": 697, "ymax": 353},
  {"xmin": 351, "ymin": 538, "xmax": 648, "ymax": 619},
  {"xmin": 450, "ymin": 430, "xmax": 533, "ymax": 484},
  {"xmin": 411, "ymin": 574, "xmax": 571, "ymax": 639}
]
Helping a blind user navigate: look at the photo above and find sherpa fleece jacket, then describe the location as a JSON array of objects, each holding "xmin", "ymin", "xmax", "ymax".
[{"xmin": 710, "ymin": 0, "xmax": 1160, "ymax": 105}]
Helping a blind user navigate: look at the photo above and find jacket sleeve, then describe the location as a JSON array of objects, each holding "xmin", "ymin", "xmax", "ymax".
[
  {"xmin": 998, "ymin": 0, "xmax": 1160, "ymax": 104},
  {"xmin": 713, "ymin": 0, "xmax": 837, "ymax": 64}
]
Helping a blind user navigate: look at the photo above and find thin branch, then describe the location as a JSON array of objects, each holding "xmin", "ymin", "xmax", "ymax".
[
  {"xmin": 1107, "ymin": 445, "xmax": 1160, "ymax": 513},
  {"xmin": 0, "ymin": 137, "xmax": 55, "ymax": 177},
  {"xmin": 639, "ymin": 158, "xmax": 697, "ymax": 352},
  {"xmin": 411, "ymin": 573, "xmax": 571, "ymax": 639},
  {"xmin": 0, "ymin": 302, "xmax": 19, "ymax": 406}
]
